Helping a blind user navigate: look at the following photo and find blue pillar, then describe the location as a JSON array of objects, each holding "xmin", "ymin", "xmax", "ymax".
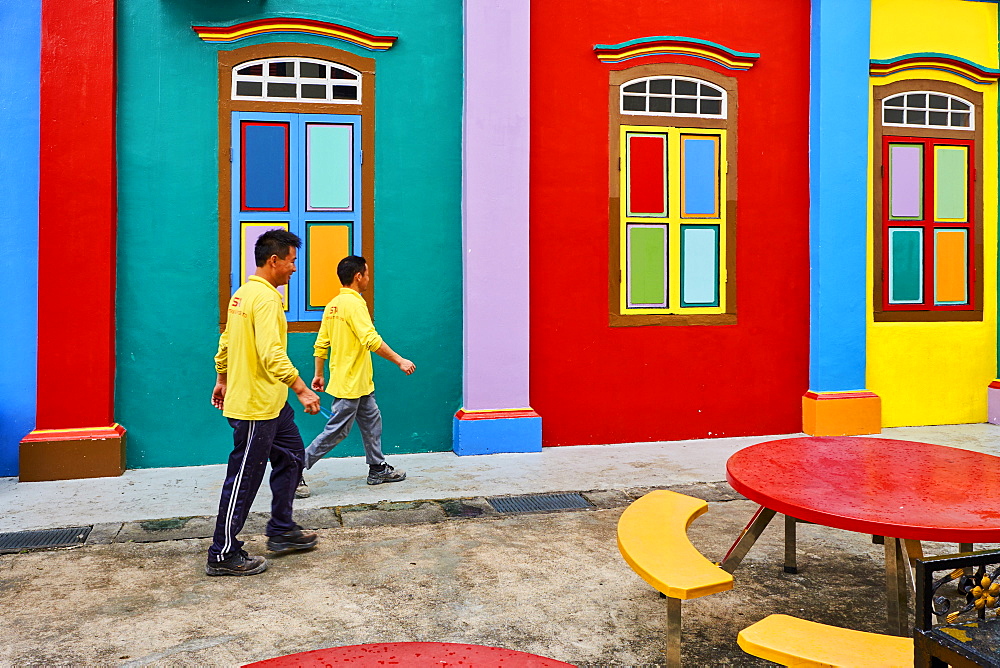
[
  {"xmin": 0, "ymin": 2, "xmax": 41, "ymax": 476},
  {"xmin": 804, "ymin": 0, "xmax": 881, "ymax": 435}
]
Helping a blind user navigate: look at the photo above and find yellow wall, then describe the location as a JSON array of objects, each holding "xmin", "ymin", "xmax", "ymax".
[{"xmin": 868, "ymin": 0, "xmax": 998, "ymax": 427}]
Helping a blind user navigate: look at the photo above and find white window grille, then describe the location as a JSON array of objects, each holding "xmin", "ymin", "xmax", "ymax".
[
  {"xmin": 232, "ymin": 58, "xmax": 361, "ymax": 104},
  {"xmin": 620, "ymin": 77, "xmax": 727, "ymax": 118},
  {"xmin": 882, "ymin": 92, "xmax": 973, "ymax": 130}
]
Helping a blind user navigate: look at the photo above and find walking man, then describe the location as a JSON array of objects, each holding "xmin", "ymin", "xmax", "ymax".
[
  {"xmin": 206, "ymin": 229, "xmax": 321, "ymax": 576},
  {"xmin": 298, "ymin": 255, "xmax": 414, "ymax": 496}
]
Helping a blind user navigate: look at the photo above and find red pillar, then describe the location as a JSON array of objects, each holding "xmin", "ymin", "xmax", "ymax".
[{"xmin": 19, "ymin": 0, "xmax": 124, "ymax": 481}]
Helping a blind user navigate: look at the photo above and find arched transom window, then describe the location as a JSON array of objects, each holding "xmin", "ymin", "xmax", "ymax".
[
  {"xmin": 882, "ymin": 92, "xmax": 973, "ymax": 130},
  {"xmin": 232, "ymin": 58, "xmax": 361, "ymax": 103},
  {"xmin": 620, "ymin": 76, "xmax": 727, "ymax": 118}
]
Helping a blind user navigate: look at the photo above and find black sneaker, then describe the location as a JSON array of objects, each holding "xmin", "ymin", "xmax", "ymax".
[
  {"xmin": 295, "ymin": 475, "xmax": 310, "ymax": 499},
  {"xmin": 266, "ymin": 525, "xmax": 318, "ymax": 552},
  {"xmin": 205, "ymin": 550, "xmax": 268, "ymax": 576},
  {"xmin": 367, "ymin": 463, "xmax": 406, "ymax": 485}
]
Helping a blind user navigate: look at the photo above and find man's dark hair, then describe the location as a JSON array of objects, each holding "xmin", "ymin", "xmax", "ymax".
[
  {"xmin": 255, "ymin": 229, "xmax": 302, "ymax": 267},
  {"xmin": 337, "ymin": 255, "xmax": 368, "ymax": 286}
]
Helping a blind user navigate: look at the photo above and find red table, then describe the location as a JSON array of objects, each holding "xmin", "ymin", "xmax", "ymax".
[
  {"xmin": 720, "ymin": 436, "xmax": 1000, "ymax": 635},
  {"xmin": 243, "ymin": 642, "xmax": 576, "ymax": 667}
]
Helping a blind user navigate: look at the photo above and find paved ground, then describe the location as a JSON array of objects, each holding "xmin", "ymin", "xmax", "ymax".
[{"xmin": 2, "ymin": 424, "xmax": 999, "ymax": 666}]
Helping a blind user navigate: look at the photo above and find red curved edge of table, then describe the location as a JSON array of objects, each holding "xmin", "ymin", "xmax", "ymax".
[
  {"xmin": 242, "ymin": 642, "xmax": 576, "ymax": 667},
  {"xmin": 726, "ymin": 436, "xmax": 1000, "ymax": 544},
  {"xmin": 721, "ymin": 436, "xmax": 1000, "ymax": 636}
]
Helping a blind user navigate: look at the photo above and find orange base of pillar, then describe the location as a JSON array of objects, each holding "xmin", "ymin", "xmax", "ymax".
[
  {"xmin": 802, "ymin": 391, "xmax": 881, "ymax": 436},
  {"xmin": 19, "ymin": 424, "xmax": 126, "ymax": 481}
]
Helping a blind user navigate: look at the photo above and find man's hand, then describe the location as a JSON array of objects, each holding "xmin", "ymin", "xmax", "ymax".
[
  {"xmin": 291, "ymin": 377, "xmax": 321, "ymax": 415},
  {"xmin": 397, "ymin": 358, "xmax": 416, "ymax": 375},
  {"xmin": 311, "ymin": 375, "xmax": 325, "ymax": 392},
  {"xmin": 211, "ymin": 375, "xmax": 227, "ymax": 410}
]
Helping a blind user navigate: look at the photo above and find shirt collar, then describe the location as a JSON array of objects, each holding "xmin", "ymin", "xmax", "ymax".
[
  {"xmin": 339, "ymin": 287, "xmax": 364, "ymax": 300},
  {"xmin": 249, "ymin": 275, "xmax": 283, "ymax": 297}
]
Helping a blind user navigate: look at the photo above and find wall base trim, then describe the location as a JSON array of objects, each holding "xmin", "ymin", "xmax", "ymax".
[
  {"xmin": 453, "ymin": 409, "xmax": 541, "ymax": 455},
  {"xmin": 19, "ymin": 424, "xmax": 126, "ymax": 481},
  {"xmin": 987, "ymin": 381, "xmax": 1000, "ymax": 425},
  {"xmin": 802, "ymin": 391, "xmax": 881, "ymax": 436}
]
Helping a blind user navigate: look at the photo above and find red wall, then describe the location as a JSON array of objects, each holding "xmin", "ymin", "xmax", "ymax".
[
  {"xmin": 530, "ymin": 0, "xmax": 811, "ymax": 445},
  {"xmin": 36, "ymin": 0, "xmax": 117, "ymax": 429}
]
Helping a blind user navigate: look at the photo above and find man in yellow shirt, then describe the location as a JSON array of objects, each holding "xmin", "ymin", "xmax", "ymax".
[
  {"xmin": 206, "ymin": 229, "xmax": 321, "ymax": 576},
  {"xmin": 299, "ymin": 255, "xmax": 415, "ymax": 492}
]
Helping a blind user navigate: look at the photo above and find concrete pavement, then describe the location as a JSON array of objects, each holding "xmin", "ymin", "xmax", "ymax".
[{"xmin": 2, "ymin": 424, "xmax": 1000, "ymax": 666}]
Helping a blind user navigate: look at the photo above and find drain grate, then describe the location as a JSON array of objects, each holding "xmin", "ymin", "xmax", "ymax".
[
  {"xmin": 487, "ymin": 492, "xmax": 593, "ymax": 514},
  {"xmin": 0, "ymin": 526, "xmax": 92, "ymax": 553}
]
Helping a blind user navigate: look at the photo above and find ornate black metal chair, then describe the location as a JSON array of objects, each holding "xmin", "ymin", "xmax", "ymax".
[{"xmin": 915, "ymin": 549, "xmax": 1000, "ymax": 668}]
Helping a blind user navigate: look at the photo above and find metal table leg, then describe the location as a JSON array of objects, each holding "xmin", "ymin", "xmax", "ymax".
[
  {"xmin": 784, "ymin": 515, "xmax": 797, "ymax": 574},
  {"xmin": 885, "ymin": 537, "xmax": 909, "ymax": 636},
  {"xmin": 720, "ymin": 506, "xmax": 777, "ymax": 574},
  {"xmin": 902, "ymin": 539, "xmax": 924, "ymax": 596}
]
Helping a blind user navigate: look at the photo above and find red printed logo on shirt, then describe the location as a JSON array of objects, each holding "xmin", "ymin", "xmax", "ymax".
[{"xmin": 231, "ymin": 297, "xmax": 241, "ymax": 307}]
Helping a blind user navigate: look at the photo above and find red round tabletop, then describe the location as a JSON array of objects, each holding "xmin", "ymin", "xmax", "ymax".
[
  {"xmin": 726, "ymin": 436, "xmax": 1000, "ymax": 543},
  {"xmin": 242, "ymin": 642, "xmax": 576, "ymax": 667}
]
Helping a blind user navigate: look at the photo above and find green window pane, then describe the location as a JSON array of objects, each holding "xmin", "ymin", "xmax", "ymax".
[
  {"xmin": 306, "ymin": 123, "xmax": 353, "ymax": 210},
  {"xmin": 934, "ymin": 146, "xmax": 967, "ymax": 221},
  {"xmin": 628, "ymin": 226, "xmax": 666, "ymax": 307},
  {"xmin": 889, "ymin": 228, "xmax": 923, "ymax": 304}
]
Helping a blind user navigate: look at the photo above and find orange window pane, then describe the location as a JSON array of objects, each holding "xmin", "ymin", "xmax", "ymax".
[
  {"xmin": 934, "ymin": 229, "xmax": 968, "ymax": 305},
  {"xmin": 308, "ymin": 225, "xmax": 350, "ymax": 308}
]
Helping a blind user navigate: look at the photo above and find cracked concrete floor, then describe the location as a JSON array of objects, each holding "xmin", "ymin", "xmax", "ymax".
[{"xmin": 3, "ymin": 496, "xmax": 984, "ymax": 667}]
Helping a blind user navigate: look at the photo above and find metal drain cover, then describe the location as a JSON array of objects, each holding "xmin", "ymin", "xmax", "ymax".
[
  {"xmin": 487, "ymin": 492, "xmax": 593, "ymax": 514},
  {"xmin": 0, "ymin": 526, "xmax": 91, "ymax": 553}
]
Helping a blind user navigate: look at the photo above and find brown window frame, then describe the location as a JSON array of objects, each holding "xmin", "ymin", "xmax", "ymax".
[
  {"xmin": 872, "ymin": 79, "xmax": 984, "ymax": 323},
  {"xmin": 218, "ymin": 43, "xmax": 376, "ymax": 333},
  {"xmin": 608, "ymin": 63, "xmax": 738, "ymax": 327}
]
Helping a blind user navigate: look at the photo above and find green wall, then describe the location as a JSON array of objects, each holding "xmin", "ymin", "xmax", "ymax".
[{"xmin": 116, "ymin": 0, "xmax": 463, "ymax": 468}]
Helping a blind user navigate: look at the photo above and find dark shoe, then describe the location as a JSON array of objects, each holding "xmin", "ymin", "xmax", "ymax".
[
  {"xmin": 266, "ymin": 525, "xmax": 318, "ymax": 552},
  {"xmin": 205, "ymin": 550, "xmax": 268, "ymax": 576},
  {"xmin": 295, "ymin": 475, "xmax": 310, "ymax": 499},
  {"xmin": 367, "ymin": 463, "xmax": 406, "ymax": 485}
]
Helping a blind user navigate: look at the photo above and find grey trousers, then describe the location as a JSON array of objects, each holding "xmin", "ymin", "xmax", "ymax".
[{"xmin": 304, "ymin": 393, "xmax": 385, "ymax": 468}]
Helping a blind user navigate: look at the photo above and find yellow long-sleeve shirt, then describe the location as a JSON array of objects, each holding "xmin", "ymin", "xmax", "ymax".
[
  {"xmin": 314, "ymin": 288, "xmax": 383, "ymax": 399},
  {"xmin": 215, "ymin": 276, "xmax": 299, "ymax": 420}
]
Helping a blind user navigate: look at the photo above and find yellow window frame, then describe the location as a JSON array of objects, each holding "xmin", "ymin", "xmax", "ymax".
[{"xmin": 619, "ymin": 125, "xmax": 728, "ymax": 315}]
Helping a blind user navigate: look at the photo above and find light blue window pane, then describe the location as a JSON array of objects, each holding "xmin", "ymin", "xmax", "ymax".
[{"xmin": 681, "ymin": 226, "xmax": 719, "ymax": 306}]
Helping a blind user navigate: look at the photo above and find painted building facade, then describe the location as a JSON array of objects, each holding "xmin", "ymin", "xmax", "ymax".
[{"xmin": 1, "ymin": 0, "xmax": 997, "ymax": 481}]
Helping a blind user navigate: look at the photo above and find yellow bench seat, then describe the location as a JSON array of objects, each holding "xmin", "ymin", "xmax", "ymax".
[
  {"xmin": 738, "ymin": 614, "xmax": 913, "ymax": 667},
  {"xmin": 617, "ymin": 489, "xmax": 733, "ymax": 599}
]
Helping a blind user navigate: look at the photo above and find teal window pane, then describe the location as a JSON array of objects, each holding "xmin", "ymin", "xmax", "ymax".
[
  {"xmin": 628, "ymin": 226, "xmax": 666, "ymax": 307},
  {"xmin": 306, "ymin": 124, "xmax": 353, "ymax": 210},
  {"xmin": 889, "ymin": 228, "xmax": 923, "ymax": 304}
]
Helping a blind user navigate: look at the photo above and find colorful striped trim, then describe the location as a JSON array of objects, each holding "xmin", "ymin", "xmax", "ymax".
[
  {"xmin": 192, "ymin": 18, "xmax": 397, "ymax": 50},
  {"xmin": 593, "ymin": 36, "xmax": 759, "ymax": 70},
  {"xmin": 870, "ymin": 53, "xmax": 1000, "ymax": 85},
  {"xmin": 21, "ymin": 423, "xmax": 125, "ymax": 443},
  {"xmin": 803, "ymin": 391, "xmax": 880, "ymax": 401},
  {"xmin": 455, "ymin": 408, "xmax": 541, "ymax": 421}
]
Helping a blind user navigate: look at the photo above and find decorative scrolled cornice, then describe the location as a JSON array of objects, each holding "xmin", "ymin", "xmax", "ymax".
[
  {"xmin": 593, "ymin": 36, "xmax": 759, "ymax": 70},
  {"xmin": 870, "ymin": 53, "xmax": 1000, "ymax": 85},
  {"xmin": 192, "ymin": 18, "xmax": 397, "ymax": 51}
]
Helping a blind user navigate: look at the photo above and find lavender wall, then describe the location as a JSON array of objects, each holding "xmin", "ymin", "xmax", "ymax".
[{"xmin": 462, "ymin": 0, "xmax": 531, "ymax": 410}]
